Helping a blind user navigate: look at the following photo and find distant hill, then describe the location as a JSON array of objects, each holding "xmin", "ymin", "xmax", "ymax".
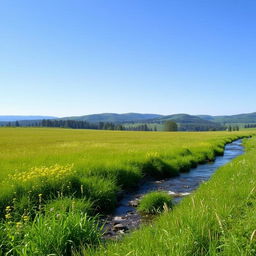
[
  {"xmin": 197, "ymin": 115, "xmax": 215, "ymax": 121},
  {"xmin": 151, "ymin": 114, "xmax": 223, "ymax": 131},
  {"xmin": 2, "ymin": 112, "xmax": 256, "ymax": 131},
  {"xmin": 3, "ymin": 112, "xmax": 256, "ymax": 125},
  {"xmin": 198, "ymin": 112, "xmax": 256, "ymax": 124},
  {"xmin": 61, "ymin": 113, "xmax": 163, "ymax": 123},
  {"xmin": 214, "ymin": 113, "xmax": 256, "ymax": 124},
  {"xmin": 61, "ymin": 112, "xmax": 256, "ymax": 131},
  {"xmin": 0, "ymin": 116, "xmax": 57, "ymax": 122},
  {"xmin": 157, "ymin": 114, "xmax": 213, "ymax": 123}
]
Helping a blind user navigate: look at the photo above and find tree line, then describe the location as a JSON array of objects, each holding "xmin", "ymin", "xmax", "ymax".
[
  {"xmin": 126, "ymin": 124, "xmax": 156, "ymax": 131},
  {"xmin": 4, "ymin": 119, "xmax": 154, "ymax": 131},
  {"xmin": 4, "ymin": 119, "xmax": 225, "ymax": 132},
  {"xmin": 244, "ymin": 124, "xmax": 256, "ymax": 128},
  {"xmin": 227, "ymin": 125, "xmax": 240, "ymax": 131}
]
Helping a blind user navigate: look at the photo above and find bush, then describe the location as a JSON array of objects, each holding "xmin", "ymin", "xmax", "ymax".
[{"xmin": 138, "ymin": 191, "xmax": 172, "ymax": 214}]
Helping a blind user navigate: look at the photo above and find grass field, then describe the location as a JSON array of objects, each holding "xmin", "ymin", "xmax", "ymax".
[{"xmin": 0, "ymin": 128, "xmax": 254, "ymax": 255}]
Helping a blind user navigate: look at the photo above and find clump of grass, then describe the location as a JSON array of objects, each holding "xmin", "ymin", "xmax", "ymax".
[
  {"xmin": 142, "ymin": 154, "xmax": 179, "ymax": 178},
  {"xmin": 138, "ymin": 191, "xmax": 172, "ymax": 214},
  {"xmin": 84, "ymin": 165, "xmax": 142, "ymax": 190},
  {"xmin": 79, "ymin": 176, "xmax": 119, "ymax": 213},
  {"xmin": 0, "ymin": 210, "xmax": 102, "ymax": 256},
  {"xmin": 45, "ymin": 197, "xmax": 94, "ymax": 216}
]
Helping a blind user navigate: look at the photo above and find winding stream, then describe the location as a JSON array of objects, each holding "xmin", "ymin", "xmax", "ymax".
[{"xmin": 104, "ymin": 139, "xmax": 244, "ymax": 238}]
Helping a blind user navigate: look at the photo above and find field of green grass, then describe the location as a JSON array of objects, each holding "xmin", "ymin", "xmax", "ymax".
[{"xmin": 0, "ymin": 128, "xmax": 254, "ymax": 255}]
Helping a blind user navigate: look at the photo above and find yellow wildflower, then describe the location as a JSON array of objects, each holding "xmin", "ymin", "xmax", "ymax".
[
  {"xmin": 5, "ymin": 213, "xmax": 12, "ymax": 219},
  {"xmin": 22, "ymin": 215, "xmax": 30, "ymax": 222}
]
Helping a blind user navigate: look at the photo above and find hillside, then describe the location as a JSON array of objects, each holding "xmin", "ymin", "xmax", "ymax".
[
  {"xmin": 62, "ymin": 112, "xmax": 256, "ymax": 126},
  {"xmin": 2, "ymin": 112, "xmax": 256, "ymax": 131},
  {"xmin": 197, "ymin": 115, "xmax": 215, "ymax": 121},
  {"xmin": 211, "ymin": 112, "xmax": 256, "ymax": 124},
  {"xmin": 61, "ymin": 113, "xmax": 163, "ymax": 123},
  {"xmin": 151, "ymin": 114, "xmax": 223, "ymax": 131},
  {"xmin": 157, "ymin": 114, "xmax": 214, "ymax": 123},
  {"xmin": 59, "ymin": 113, "xmax": 223, "ymax": 131}
]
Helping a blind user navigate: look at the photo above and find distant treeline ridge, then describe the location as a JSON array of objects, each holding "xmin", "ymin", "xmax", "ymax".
[
  {"xmin": 4, "ymin": 119, "xmax": 155, "ymax": 131},
  {"xmin": 244, "ymin": 124, "xmax": 256, "ymax": 128}
]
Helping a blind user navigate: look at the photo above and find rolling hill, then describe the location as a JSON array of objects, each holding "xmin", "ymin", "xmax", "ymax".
[
  {"xmin": 207, "ymin": 112, "xmax": 256, "ymax": 124},
  {"xmin": 2, "ymin": 112, "xmax": 256, "ymax": 131},
  {"xmin": 61, "ymin": 112, "xmax": 256, "ymax": 125},
  {"xmin": 156, "ymin": 114, "xmax": 214, "ymax": 124},
  {"xmin": 61, "ymin": 113, "xmax": 163, "ymax": 123},
  {"xmin": 149, "ymin": 114, "xmax": 223, "ymax": 131}
]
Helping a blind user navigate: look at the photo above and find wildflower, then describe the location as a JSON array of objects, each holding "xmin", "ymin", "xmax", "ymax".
[
  {"xmin": 5, "ymin": 213, "xmax": 12, "ymax": 220},
  {"xmin": 16, "ymin": 222, "xmax": 22, "ymax": 229},
  {"xmin": 72, "ymin": 200, "xmax": 75, "ymax": 211},
  {"xmin": 22, "ymin": 215, "xmax": 30, "ymax": 222},
  {"xmin": 146, "ymin": 152, "xmax": 160, "ymax": 159},
  {"xmin": 80, "ymin": 185, "xmax": 84, "ymax": 195},
  {"xmin": 5, "ymin": 206, "xmax": 11, "ymax": 211}
]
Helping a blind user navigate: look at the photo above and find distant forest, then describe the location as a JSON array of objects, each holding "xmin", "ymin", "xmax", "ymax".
[
  {"xmin": 244, "ymin": 124, "xmax": 256, "ymax": 128},
  {"xmin": 4, "ymin": 119, "xmax": 155, "ymax": 131},
  {"xmin": 3, "ymin": 119, "xmax": 228, "ymax": 132}
]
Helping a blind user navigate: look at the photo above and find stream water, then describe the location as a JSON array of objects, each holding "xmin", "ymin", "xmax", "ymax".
[{"xmin": 104, "ymin": 139, "xmax": 244, "ymax": 238}]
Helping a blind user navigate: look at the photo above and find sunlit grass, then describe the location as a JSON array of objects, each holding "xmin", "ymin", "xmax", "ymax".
[
  {"xmin": 138, "ymin": 191, "xmax": 172, "ymax": 214},
  {"xmin": 0, "ymin": 127, "xmax": 254, "ymax": 255}
]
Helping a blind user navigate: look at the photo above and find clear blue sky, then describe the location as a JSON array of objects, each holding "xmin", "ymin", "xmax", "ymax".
[{"xmin": 0, "ymin": 0, "xmax": 255, "ymax": 117}]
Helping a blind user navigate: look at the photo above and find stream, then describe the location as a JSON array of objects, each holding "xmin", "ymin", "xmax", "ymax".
[{"xmin": 104, "ymin": 139, "xmax": 244, "ymax": 239}]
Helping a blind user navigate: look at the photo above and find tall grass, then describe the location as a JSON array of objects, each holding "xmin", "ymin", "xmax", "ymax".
[
  {"xmin": 138, "ymin": 191, "xmax": 172, "ymax": 214},
  {"xmin": 0, "ymin": 210, "xmax": 102, "ymax": 255}
]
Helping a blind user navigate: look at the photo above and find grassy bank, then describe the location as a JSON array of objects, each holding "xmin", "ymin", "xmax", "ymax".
[
  {"xmin": 86, "ymin": 137, "xmax": 256, "ymax": 256},
  {"xmin": 0, "ymin": 128, "xmax": 254, "ymax": 255}
]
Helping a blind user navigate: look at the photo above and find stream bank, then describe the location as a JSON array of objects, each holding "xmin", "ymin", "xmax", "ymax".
[{"xmin": 103, "ymin": 139, "xmax": 244, "ymax": 239}]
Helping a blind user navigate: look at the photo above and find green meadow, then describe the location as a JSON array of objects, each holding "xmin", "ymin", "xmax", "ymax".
[{"xmin": 0, "ymin": 128, "xmax": 254, "ymax": 255}]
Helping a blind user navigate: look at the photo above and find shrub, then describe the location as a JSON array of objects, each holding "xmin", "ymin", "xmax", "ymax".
[{"xmin": 138, "ymin": 191, "xmax": 172, "ymax": 214}]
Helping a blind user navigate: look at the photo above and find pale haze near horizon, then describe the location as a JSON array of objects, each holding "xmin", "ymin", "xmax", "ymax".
[{"xmin": 0, "ymin": 0, "xmax": 255, "ymax": 117}]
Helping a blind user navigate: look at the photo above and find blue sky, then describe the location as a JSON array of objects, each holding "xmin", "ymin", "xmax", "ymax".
[{"xmin": 0, "ymin": 0, "xmax": 255, "ymax": 117}]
